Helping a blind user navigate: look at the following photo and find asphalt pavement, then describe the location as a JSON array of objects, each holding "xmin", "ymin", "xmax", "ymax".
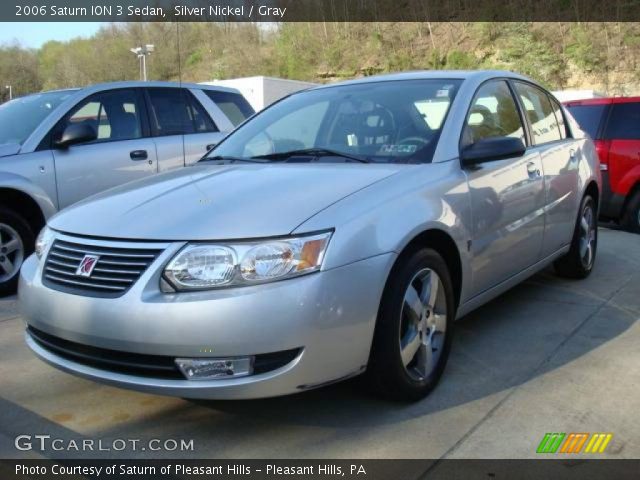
[{"xmin": 0, "ymin": 228, "xmax": 638, "ymax": 459}]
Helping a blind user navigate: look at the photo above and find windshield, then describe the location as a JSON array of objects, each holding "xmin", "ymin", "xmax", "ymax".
[
  {"xmin": 205, "ymin": 79, "xmax": 461, "ymax": 164},
  {"xmin": 0, "ymin": 90, "xmax": 75, "ymax": 146}
]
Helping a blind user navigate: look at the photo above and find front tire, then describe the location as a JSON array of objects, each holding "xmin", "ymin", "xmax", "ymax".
[
  {"xmin": 0, "ymin": 208, "xmax": 34, "ymax": 296},
  {"xmin": 621, "ymin": 190, "xmax": 640, "ymax": 234},
  {"xmin": 366, "ymin": 247, "xmax": 455, "ymax": 401},
  {"xmin": 554, "ymin": 195, "xmax": 597, "ymax": 279}
]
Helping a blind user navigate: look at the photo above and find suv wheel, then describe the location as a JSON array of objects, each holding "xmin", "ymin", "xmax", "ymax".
[
  {"xmin": 366, "ymin": 247, "xmax": 455, "ymax": 401},
  {"xmin": 554, "ymin": 195, "xmax": 597, "ymax": 279},
  {"xmin": 621, "ymin": 190, "xmax": 640, "ymax": 234},
  {"xmin": 0, "ymin": 208, "xmax": 34, "ymax": 296}
]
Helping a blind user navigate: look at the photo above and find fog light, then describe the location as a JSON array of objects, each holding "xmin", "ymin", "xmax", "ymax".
[{"xmin": 175, "ymin": 357, "xmax": 252, "ymax": 380}]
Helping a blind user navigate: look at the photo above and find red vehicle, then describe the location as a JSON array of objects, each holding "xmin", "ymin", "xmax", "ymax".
[{"xmin": 564, "ymin": 97, "xmax": 640, "ymax": 232}]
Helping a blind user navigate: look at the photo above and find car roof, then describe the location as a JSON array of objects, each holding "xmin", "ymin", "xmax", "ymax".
[
  {"xmin": 39, "ymin": 81, "xmax": 241, "ymax": 96},
  {"xmin": 563, "ymin": 96, "xmax": 640, "ymax": 106},
  {"xmin": 309, "ymin": 70, "xmax": 535, "ymax": 90}
]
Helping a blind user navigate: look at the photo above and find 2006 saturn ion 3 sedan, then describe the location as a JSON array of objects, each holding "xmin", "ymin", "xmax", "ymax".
[{"xmin": 19, "ymin": 71, "xmax": 601, "ymax": 401}]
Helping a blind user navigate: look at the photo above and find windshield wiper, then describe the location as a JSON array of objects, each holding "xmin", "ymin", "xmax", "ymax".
[
  {"xmin": 252, "ymin": 148, "xmax": 370, "ymax": 163},
  {"xmin": 199, "ymin": 155, "xmax": 268, "ymax": 164}
]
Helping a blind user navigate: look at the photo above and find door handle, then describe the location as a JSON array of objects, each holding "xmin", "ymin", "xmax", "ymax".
[
  {"xmin": 206, "ymin": 143, "xmax": 217, "ymax": 151},
  {"xmin": 130, "ymin": 150, "xmax": 148, "ymax": 160},
  {"xmin": 569, "ymin": 148, "xmax": 577, "ymax": 161},
  {"xmin": 526, "ymin": 161, "xmax": 541, "ymax": 177}
]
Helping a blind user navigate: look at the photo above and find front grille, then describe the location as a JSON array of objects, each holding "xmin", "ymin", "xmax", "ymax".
[
  {"xmin": 43, "ymin": 239, "xmax": 163, "ymax": 298},
  {"xmin": 28, "ymin": 326, "xmax": 302, "ymax": 380}
]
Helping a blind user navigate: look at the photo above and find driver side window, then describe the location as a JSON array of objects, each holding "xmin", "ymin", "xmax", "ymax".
[
  {"xmin": 462, "ymin": 80, "xmax": 524, "ymax": 149},
  {"xmin": 62, "ymin": 89, "xmax": 143, "ymax": 144}
]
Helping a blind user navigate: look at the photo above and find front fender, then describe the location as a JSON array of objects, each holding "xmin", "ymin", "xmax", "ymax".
[
  {"xmin": 618, "ymin": 164, "xmax": 640, "ymax": 196},
  {"xmin": 0, "ymin": 171, "xmax": 57, "ymax": 220},
  {"xmin": 294, "ymin": 161, "xmax": 473, "ymax": 304}
]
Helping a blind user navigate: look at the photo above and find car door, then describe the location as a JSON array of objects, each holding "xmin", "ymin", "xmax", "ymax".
[
  {"xmin": 462, "ymin": 80, "xmax": 546, "ymax": 295},
  {"xmin": 601, "ymin": 101, "xmax": 640, "ymax": 204},
  {"xmin": 145, "ymin": 88, "xmax": 224, "ymax": 172},
  {"xmin": 513, "ymin": 82, "xmax": 579, "ymax": 257},
  {"xmin": 51, "ymin": 88, "xmax": 158, "ymax": 209},
  {"xmin": 182, "ymin": 90, "xmax": 226, "ymax": 164}
]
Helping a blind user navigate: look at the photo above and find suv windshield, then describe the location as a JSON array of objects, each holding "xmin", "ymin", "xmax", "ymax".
[
  {"xmin": 205, "ymin": 79, "xmax": 461, "ymax": 164},
  {"xmin": 0, "ymin": 90, "xmax": 75, "ymax": 146}
]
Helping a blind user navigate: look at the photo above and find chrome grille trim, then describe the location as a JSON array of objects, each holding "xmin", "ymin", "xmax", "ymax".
[
  {"xmin": 49, "ymin": 251, "xmax": 83, "ymax": 261},
  {"xmin": 53, "ymin": 243, "xmax": 157, "ymax": 259},
  {"xmin": 47, "ymin": 258, "xmax": 77, "ymax": 269},
  {"xmin": 44, "ymin": 274, "xmax": 128, "ymax": 291},
  {"xmin": 92, "ymin": 267, "xmax": 142, "ymax": 275},
  {"xmin": 43, "ymin": 238, "xmax": 164, "ymax": 298}
]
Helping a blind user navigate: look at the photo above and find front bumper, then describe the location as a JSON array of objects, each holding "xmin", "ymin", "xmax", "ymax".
[{"xmin": 19, "ymin": 236, "xmax": 395, "ymax": 399}]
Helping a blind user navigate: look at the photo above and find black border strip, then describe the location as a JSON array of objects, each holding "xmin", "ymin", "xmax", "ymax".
[{"xmin": 4, "ymin": 0, "xmax": 640, "ymax": 22}]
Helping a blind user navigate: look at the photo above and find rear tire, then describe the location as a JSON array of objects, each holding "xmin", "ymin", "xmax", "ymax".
[
  {"xmin": 0, "ymin": 208, "xmax": 34, "ymax": 296},
  {"xmin": 621, "ymin": 190, "xmax": 640, "ymax": 234},
  {"xmin": 366, "ymin": 247, "xmax": 455, "ymax": 401},
  {"xmin": 554, "ymin": 195, "xmax": 597, "ymax": 279}
]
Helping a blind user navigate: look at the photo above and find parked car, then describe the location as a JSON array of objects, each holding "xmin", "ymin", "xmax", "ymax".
[
  {"xmin": 19, "ymin": 71, "xmax": 600, "ymax": 401},
  {"xmin": 0, "ymin": 81, "xmax": 254, "ymax": 294},
  {"xmin": 563, "ymin": 97, "xmax": 640, "ymax": 232}
]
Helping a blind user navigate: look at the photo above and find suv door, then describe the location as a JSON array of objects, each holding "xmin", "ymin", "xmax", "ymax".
[
  {"xmin": 145, "ymin": 88, "xmax": 224, "ymax": 171},
  {"xmin": 513, "ymin": 82, "xmax": 579, "ymax": 257},
  {"xmin": 51, "ymin": 88, "xmax": 158, "ymax": 209},
  {"xmin": 463, "ymin": 80, "xmax": 545, "ymax": 295},
  {"xmin": 601, "ymin": 101, "xmax": 640, "ymax": 213}
]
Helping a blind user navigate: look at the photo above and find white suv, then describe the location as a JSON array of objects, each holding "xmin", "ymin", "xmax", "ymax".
[{"xmin": 0, "ymin": 81, "xmax": 254, "ymax": 294}]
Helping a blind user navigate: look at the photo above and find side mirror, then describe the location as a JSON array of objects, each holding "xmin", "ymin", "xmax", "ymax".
[
  {"xmin": 461, "ymin": 137, "xmax": 526, "ymax": 166},
  {"xmin": 54, "ymin": 123, "xmax": 97, "ymax": 149}
]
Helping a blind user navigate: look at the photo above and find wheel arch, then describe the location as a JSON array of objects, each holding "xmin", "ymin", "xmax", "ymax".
[
  {"xmin": 0, "ymin": 187, "xmax": 46, "ymax": 237},
  {"xmin": 584, "ymin": 180, "xmax": 600, "ymax": 216},
  {"xmin": 584, "ymin": 180, "xmax": 599, "ymax": 205},
  {"xmin": 395, "ymin": 228, "xmax": 463, "ymax": 310},
  {"xmin": 621, "ymin": 180, "xmax": 640, "ymax": 215}
]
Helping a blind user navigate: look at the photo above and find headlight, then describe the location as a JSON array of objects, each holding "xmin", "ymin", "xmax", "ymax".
[
  {"xmin": 163, "ymin": 231, "xmax": 332, "ymax": 291},
  {"xmin": 35, "ymin": 226, "xmax": 54, "ymax": 260}
]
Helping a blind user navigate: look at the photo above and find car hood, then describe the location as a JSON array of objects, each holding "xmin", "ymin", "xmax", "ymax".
[
  {"xmin": 50, "ymin": 163, "xmax": 403, "ymax": 240},
  {"xmin": 0, "ymin": 143, "xmax": 20, "ymax": 158}
]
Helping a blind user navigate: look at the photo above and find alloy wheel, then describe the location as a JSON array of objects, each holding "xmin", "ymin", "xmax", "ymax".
[
  {"xmin": 578, "ymin": 204, "xmax": 596, "ymax": 269},
  {"xmin": 399, "ymin": 268, "xmax": 447, "ymax": 381},
  {"xmin": 0, "ymin": 223, "xmax": 24, "ymax": 283}
]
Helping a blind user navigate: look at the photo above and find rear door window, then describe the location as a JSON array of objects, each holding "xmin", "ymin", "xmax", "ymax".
[
  {"xmin": 604, "ymin": 102, "xmax": 640, "ymax": 140},
  {"xmin": 146, "ymin": 88, "xmax": 216, "ymax": 136},
  {"xmin": 513, "ymin": 82, "xmax": 562, "ymax": 145},
  {"xmin": 549, "ymin": 97, "xmax": 568, "ymax": 139},
  {"xmin": 204, "ymin": 90, "xmax": 255, "ymax": 127},
  {"xmin": 564, "ymin": 104, "xmax": 607, "ymax": 139}
]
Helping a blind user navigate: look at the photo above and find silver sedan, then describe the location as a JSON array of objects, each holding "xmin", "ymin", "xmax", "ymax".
[{"xmin": 19, "ymin": 70, "xmax": 601, "ymax": 400}]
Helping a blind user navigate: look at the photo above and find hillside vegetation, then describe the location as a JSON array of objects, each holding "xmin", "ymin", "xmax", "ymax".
[{"xmin": 2, "ymin": 22, "xmax": 640, "ymax": 100}]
